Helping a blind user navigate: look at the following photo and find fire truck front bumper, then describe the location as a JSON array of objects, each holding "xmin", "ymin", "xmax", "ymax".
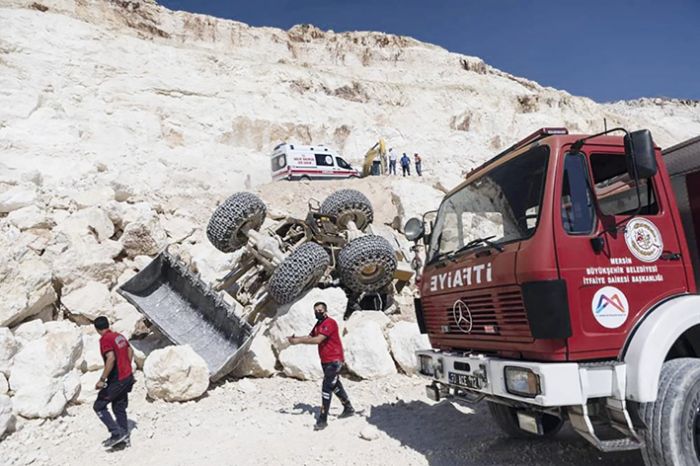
[{"xmin": 416, "ymin": 350, "xmax": 626, "ymax": 407}]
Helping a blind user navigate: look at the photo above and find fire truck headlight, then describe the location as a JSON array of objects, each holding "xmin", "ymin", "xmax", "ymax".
[
  {"xmin": 504, "ymin": 367, "xmax": 541, "ymax": 398},
  {"xmin": 419, "ymin": 355, "xmax": 434, "ymax": 376}
]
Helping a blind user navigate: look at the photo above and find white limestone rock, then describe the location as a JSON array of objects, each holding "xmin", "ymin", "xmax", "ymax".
[
  {"xmin": 267, "ymin": 287, "xmax": 347, "ymax": 352},
  {"xmin": 387, "ymin": 321, "xmax": 431, "ymax": 374},
  {"xmin": 0, "ymin": 328, "xmax": 18, "ymax": 377},
  {"xmin": 278, "ymin": 345, "xmax": 323, "ymax": 380},
  {"xmin": 9, "ymin": 325, "xmax": 84, "ymax": 418},
  {"xmin": 68, "ymin": 186, "xmax": 115, "ymax": 209},
  {"xmin": 80, "ymin": 334, "xmax": 103, "ymax": 372},
  {"xmin": 0, "ymin": 374, "xmax": 8, "ymax": 395},
  {"xmin": 143, "ymin": 345, "xmax": 210, "ymax": 402},
  {"xmin": 55, "ymin": 206, "xmax": 115, "ymax": 242},
  {"xmin": 111, "ymin": 303, "xmax": 144, "ymax": 339},
  {"xmin": 131, "ymin": 332, "xmax": 171, "ymax": 369},
  {"xmin": 0, "ymin": 256, "xmax": 56, "ymax": 327},
  {"xmin": 121, "ymin": 209, "xmax": 168, "ymax": 257},
  {"xmin": 344, "ymin": 316, "xmax": 396, "ymax": 379},
  {"xmin": 232, "ymin": 329, "xmax": 277, "ymax": 378},
  {"xmin": 76, "ymin": 371, "xmax": 100, "ymax": 404},
  {"xmin": 61, "ymin": 281, "xmax": 112, "ymax": 321},
  {"xmin": 7, "ymin": 205, "xmax": 53, "ymax": 231},
  {"xmin": 48, "ymin": 234, "xmax": 123, "ymax": 287},
  {"xmin": 188, "ymin": 241, "xmax": 239, "ymax": 284},
  {"xmin": 344, "ymin": 311, "xmax": 390, "ymax": 335},
  {"xmin": 12, "ymin": 319, "xmax": 46, "ymax": 347},
  {"xmin": 0, "ymin": 186, "xmax": 37, "ymax": 213},
  {"xmin": 390, "ymin": 179, "xmax": 444, "ymax": 227},
  {"xmin": 0, "ymin": 395, "xmax": 13, "ymax": 438}
]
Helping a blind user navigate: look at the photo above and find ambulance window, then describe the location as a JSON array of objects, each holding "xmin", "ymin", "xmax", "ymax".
[
  {"xmin": 590, "ymin": 153, "xmax": 658, "ymax": 216},
  {"xmin": 336, "ymin": 157, "xmax": 351, "ymax": 169},
  {"xmin": 561, "ymin": 153, "xmax": 595, "ymax": 234},
  {"xmin": 315, "ymin": 154, "xmax": 334, "ymax": 166},
  {"xmin": 271, "ymin": 154, "xmax": 286, "ymax": 171}
]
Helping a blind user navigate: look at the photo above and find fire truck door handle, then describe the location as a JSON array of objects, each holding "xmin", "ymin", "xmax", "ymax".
[{"xmin": 660, "ymin": 252, "xmax": 681, "ymax": 261}]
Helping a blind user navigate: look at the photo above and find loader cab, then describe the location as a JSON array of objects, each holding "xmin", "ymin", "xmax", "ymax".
[
  {"xmin": 270, "ymin": 142, "xmax": 359, "ymax": 181},
  {"xmin": 413, "ymin": 128, "xmax": 694, "ymax": 363}
]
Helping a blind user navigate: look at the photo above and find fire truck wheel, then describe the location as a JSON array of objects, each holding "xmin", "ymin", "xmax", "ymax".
[
  {"xmin": 338, "ymin": 235, "xmax": 396, "ymax": 294},
  {"xmin": 268, "ymin": 242, "xmax": 330, "ymax": 304},
  {"xmin": 487, "ymin": 402, "xmax": 563, "ymax": 439},
  {"xmin": 638, "ymin": 358, "xmax": 700, "ymax": 466},
  {"xmin": 320, "ymin": 189, "xmax": 374, "ymax": 231},
  {"xmin": 207, "ymin": 192, "xmax": 266, "ymax": 253}
]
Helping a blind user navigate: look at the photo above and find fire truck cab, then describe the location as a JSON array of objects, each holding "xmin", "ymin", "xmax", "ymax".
[{"xmin": 405, "ymin": 128, "xmax": 700, "ymax": 465}]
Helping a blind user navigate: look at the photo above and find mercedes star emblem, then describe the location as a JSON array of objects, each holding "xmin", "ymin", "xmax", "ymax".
[{"xmin": 452, "ymin": 299, "xmax": 473, "ymax": 334}]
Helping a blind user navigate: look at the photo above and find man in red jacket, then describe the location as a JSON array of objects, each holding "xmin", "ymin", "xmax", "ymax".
[
  {"xmin": 93, "ymin": 316, "xmax": 135, "ymax": 449},
  {"xmin": 288, "ymin": 301, "xmax": 354, "ymax": 430}
]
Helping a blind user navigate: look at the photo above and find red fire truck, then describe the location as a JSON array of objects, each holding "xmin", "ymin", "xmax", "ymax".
[{"xmin": 403, "ymin": 129, "xmax": 700, "ymax": 465}]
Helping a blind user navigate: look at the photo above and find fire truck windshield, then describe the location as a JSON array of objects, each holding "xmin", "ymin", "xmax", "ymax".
[{"xmin": 429, "ymin": 145, "xmax": 550, "ymax": 261}]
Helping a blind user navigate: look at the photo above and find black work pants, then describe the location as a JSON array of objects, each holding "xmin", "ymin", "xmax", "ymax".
[
  {"xmin": 320, "ymin": 361, "xmax": 351, "ymax": 421},
  {"xmin": 94, "ymin": 375, "xmax": 134, "ymax": 437}
]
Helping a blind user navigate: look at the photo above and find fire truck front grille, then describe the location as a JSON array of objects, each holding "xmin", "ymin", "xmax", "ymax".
[{"xmin": 425, "ymin": 286, "xmax": 533, "ymax": 342}]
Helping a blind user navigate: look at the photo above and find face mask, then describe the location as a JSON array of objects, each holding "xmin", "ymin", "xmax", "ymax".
[{"xmin": 315, "ymin": 311, "xmax": 326, "ymax": 321}]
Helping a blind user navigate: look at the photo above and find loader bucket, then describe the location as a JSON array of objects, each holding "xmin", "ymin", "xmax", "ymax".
[{"xmin": 117, "ymin": 250, "xmax": 253, "ymax": 382}]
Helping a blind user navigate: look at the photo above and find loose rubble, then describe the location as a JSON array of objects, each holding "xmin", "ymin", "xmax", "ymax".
[{"xmin": 143, "ymin": 346, "xmax": 210, "ymax": 402}]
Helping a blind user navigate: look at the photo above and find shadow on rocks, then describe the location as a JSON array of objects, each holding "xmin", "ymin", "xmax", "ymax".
[{"xmin": 365, "ymin": 400, "xmax": 643, "ymax": 466}]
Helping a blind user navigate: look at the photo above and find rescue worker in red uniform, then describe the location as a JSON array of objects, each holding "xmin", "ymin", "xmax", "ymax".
[
  {"xmin": 287, "ymin": 301, "xmax": 355, "ymax": 430},
  {"xmin": 93, "ymin": 316, "xmax": 135, "ymax": 449}
]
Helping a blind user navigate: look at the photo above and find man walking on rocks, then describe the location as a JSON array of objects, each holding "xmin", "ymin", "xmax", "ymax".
[
  {"xmin": 93, "ymin": 316, "xmax": 135, "ymax": 449},
  {"xmin": 287, "ymin": 302, "xmax": 355, "ymax": 430}
]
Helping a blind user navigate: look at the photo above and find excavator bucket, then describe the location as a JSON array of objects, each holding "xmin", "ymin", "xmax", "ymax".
[{"xmin": 117, "ymin": 249, "xmax": 253, "ymax": 382}]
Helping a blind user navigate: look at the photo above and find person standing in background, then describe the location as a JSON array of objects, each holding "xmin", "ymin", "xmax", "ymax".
[
  {"xmin": 400, "ymin": 153, "xmax": 411, "ymax": 176},
  {"xmin": 388, "ymin": 148, "xmax": 397, "ymax": 175},
  {"xmin": 414, "ymin": 153, "xmax": 422, "ymax": 176}
]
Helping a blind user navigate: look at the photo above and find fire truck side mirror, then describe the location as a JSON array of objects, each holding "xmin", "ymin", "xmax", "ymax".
[
  {"xmin": 624, "ymin": 129, "xmax": 657, "ymax": 179},
  {"xmin": 404, "ymin": 217, "xmax": 424, "ymax": 242}
]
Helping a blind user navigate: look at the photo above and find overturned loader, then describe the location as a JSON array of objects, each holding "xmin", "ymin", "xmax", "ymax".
[{"xmin": 119, "ymin": 189, "xmax": 412, "ymax": 380}]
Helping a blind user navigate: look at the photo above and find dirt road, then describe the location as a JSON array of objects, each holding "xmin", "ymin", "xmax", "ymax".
[{"xmin": 0, "ymin": 375, "xmax": 642, "ymax": 465}]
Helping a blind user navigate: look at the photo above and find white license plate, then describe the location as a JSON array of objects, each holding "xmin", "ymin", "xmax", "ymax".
[{"xmin": 448, "ymin": 372, "xmax": 481, "ymax": 389}]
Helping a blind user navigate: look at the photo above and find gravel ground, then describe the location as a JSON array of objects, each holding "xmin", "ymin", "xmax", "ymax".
[{"xmin": 0, "ymin": 374, "xmax": 642, "ymax": 465}]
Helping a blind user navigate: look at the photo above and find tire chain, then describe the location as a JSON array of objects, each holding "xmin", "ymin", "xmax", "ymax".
[
  {"xmin": 320, "ymin": 189, "xmax": 374, "ymax": 230},
  {"xmin": 338, "ymin": 235, "xmax": 397, "ymax": 293},
  {"xmin": 268, "ymin": 242, "xmax": 331, "ymax": 304},
  {"xmin": 206, "ymin": 192, "xmax": 267, "ymax": 253}
]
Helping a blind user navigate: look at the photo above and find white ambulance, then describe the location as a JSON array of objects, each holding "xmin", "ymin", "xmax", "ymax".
[{"xmin": 270, "ymin": 143, "xmax": 360, "ymax": 181}]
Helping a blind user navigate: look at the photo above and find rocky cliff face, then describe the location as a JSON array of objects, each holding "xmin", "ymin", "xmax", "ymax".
[{"xmin": 1, "ymin": 0, "xmax": 699, "ymax": 197}]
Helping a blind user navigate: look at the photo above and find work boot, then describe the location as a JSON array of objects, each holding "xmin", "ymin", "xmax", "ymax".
[
  {"xmin": 314, "ymin": 418, "xmax": 328, "ymax": 431},
  {"xmin": 338, "ymin": 405, "xmax": 355, "ymax": 419},
  {"xmin": 104, "ymin": 432, "xmax": 128, "ymax": 449}
]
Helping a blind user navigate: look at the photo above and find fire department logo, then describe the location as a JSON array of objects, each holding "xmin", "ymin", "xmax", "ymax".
[
  {"xmin": 624, "ymin": 218, "xmax": 663, "ymax": 263},
  {"xmin": 452, "ymin": 300, "xmax": 473, "ymax": 334},
  {"xmin": 591, "ymin": 286, "xmax": 629, "ymax": 329}
]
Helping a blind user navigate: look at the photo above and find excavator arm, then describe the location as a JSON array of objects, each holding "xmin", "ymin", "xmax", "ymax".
[{"xmin": 360, "ymin": 139, "xmax": 387, "ymax": 177}]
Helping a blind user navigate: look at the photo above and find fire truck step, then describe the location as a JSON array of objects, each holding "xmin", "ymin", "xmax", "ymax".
[{"xmin": 568, "ymin": 404, "xmax": 643, "ymax": 452}]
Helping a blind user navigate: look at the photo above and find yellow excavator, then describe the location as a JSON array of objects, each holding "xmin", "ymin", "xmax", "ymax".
[{"xmin": 360, "ymin": 139, "xmax": 388, "ymax": 177}]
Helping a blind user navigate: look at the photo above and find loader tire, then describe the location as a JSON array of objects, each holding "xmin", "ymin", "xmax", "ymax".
[
  {"xmin": 320, "ymin": 189, "xmax": 373, "ymax": 230},
  {"xmin": 487, "ymin": 402, "xmax": 563, "ymax": 439},
  {"xmin": 638, "ymin": 358, "xmax": 700, "ymax": 466},
  {"xmin": 268, "ymin": 242, "xmax": 330, "ymax": 304},
  {"xmin": 207, "ymin": 192, "xmax": 266, "ymax": 253},
  {"xmin": 338, "ymin": 235, "xmax": 396, "ymax": 293}
]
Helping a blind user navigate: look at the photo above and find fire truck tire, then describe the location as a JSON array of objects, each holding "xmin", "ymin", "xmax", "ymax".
[
  {"xmin": 638, "ymin": 358, "xmax": 700, "ymax": 466},
  {"xmin": 320, "ymin": 189, "xmax": 374, "ymax": 230},
  {"xmin": 268, "ymin": 242, "xmax": 330, "ymax": 304},
  {"xmin": 338, "ymin": 235, "xmax": 396, "ymax": 294},
  {"xmin": 487, "ymin": 402, "xmax": 563, "ymax": 439},
  {"xmin": 207, "ymin": 192, "xmax": 266, "ymax": 253}
]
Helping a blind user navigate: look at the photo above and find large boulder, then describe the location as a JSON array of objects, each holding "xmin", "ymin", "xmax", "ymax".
[
  {"xmin": 12, "ymin": 319, "xmax": 46, "ymax": 347},
  {"xmin": 278, "ymin": 345, "xmax": 323, "ymax": 380},
  {"xmin": 390, "ymin": 179, "xmax": 444, "ymax": 228},
  {"xmin": 0, "ymin": 395, "xmax": 13, "ymax": 438},
  {"xmin": 0, "ymin": 374, "xmax": 8, "ymax": 395},
  {"xmin": 0, "ymin": 328, "xmax": 17, "ymax": 376},
  {"xmin": 9, "ymin": 324, "xmax": 83, "ymax": 418},
  {"xmin": 131, "ymin": 332, "xmax": 171, "ymax": 369},
  {"xmin": 0, "ymin": 186, "xmax": 37, "ymax": 213},
  {"xmin": 232, "ymin": 329, "xmax": 277, "ymax": 378},
  {"xmin": 7, "ymin": 205, "xmax": 53, "ymax": 231},
  {"xmin": 48, "ymin": 234, "xmax": 123, "ymax": 287},
  {"xmin": 55, "ymin": 206, "xmax": 115, "ymax": 242},
  {"xmin": 79, "ymin": 334, "xmax": 103, "ymax": 372},
  {"xmin": 76, "ymin": 371, "xmax": 100, "ymax": 404},
  {"xmin": 267, "ymin": 287, "xmax": 347, "ymax": 352},
  {"xmin": 111, "ymin": 302, "xmax": 144, "ymax": 339},
  {"xmin": 143, "ymin": 345, "xmax": 209, "ymax": 402},
  {"xmin": 61, "ymin": 281, "xmax": 112, "ymax": 321},
  {"xmin": 0, "ymin": 255, "xmax": 56, "ymax": 327},
  {"xmin": 120, "ymin": 209, "xmax": 168, "ymax": 257},
  {"xmin": 67, "ymin": 186, "xmax": 115, "ymax": 209},
  {"xmin": 344, "ymin": 315, "xmax": 396, "ymax": 379},
  {"xmin": 188, "ymin": 241, "xmax": 240, "ymax": 284},
  {"xmin": 387, "ymin": 321, "xmax": 431, "ymax": 374}
]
